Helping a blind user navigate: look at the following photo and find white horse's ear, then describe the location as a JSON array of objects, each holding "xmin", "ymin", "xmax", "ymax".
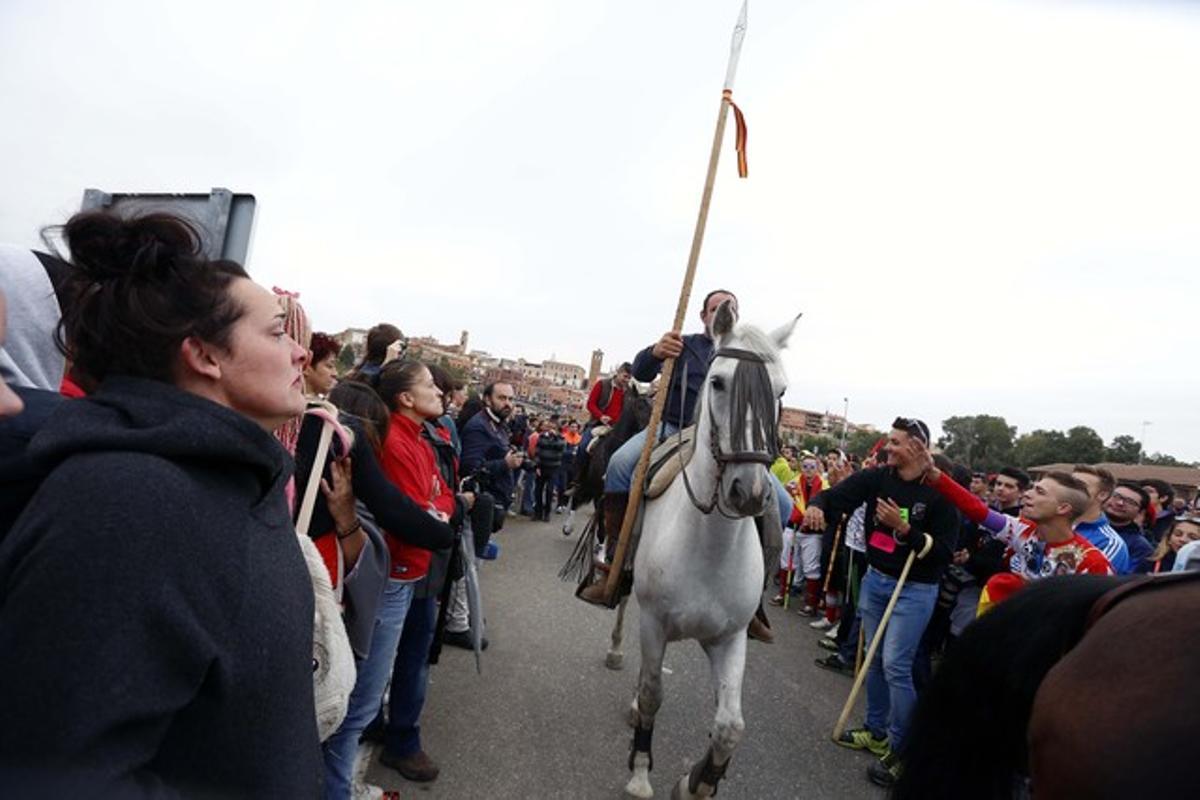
[
  {"xmin": 712, "ymin": 299, "xmax": 737, "ymax": 340},
  {"xmin": 769, "ymin": 313, "xmax": 802, "ymax": 350}
]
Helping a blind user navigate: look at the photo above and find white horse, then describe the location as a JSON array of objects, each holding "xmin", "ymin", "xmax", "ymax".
[{"xmin": 624, "ymin": 301, "xmax": 798, "ymax": 799}]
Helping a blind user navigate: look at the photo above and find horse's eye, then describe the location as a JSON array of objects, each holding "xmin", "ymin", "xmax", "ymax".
[{"xmin": 710, "ymin": 376, "xmax": 725, "ymax": 391}]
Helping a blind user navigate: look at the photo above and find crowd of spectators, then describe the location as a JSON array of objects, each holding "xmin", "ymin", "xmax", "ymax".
[{"xmin": 1, "ymin": 211, "xmax": 1196, "ymax": 796}]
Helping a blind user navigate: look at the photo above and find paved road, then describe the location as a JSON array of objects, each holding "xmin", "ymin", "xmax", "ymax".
[{"xmin": 365, "ymin": 513, "xmax": 888, "ymax": 799}]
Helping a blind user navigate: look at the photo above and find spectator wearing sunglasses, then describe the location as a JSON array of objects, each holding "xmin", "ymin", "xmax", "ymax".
[{"xmin": 802, "ymin": 416, "xmax": 958, "ymax": 789}]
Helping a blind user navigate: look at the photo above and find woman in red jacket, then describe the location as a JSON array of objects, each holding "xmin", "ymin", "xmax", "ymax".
[{"xmin": 322, "ymin": 359, "xmax": 454, "ymax": 800}]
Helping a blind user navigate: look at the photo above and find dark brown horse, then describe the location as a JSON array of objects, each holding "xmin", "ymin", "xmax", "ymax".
[
  {"xmin": 895, "ymin": 571, "xmax": 1200, "ymax": 799},
  {"xmin": 560, "ymin": 384, "xmax": 651, "ymax": 536}
]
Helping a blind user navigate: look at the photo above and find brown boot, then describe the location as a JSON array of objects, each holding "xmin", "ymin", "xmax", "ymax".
[
  {"xmin": 747, "ymin": 613, "xmax": 775, "ymax": 644},
  {"xmin": 577, "ymin": 493, "xmax": 629, "ymax": 607},
  {"xmin": 577, "ymin": 575, "xmax": 610, "ymax": 605}
]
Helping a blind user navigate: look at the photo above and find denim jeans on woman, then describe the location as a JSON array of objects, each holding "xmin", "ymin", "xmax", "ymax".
[
  {"xmin": 858, "ymin": 566, "xmax": 938, "ymax": 754},
  {"xmin": 323, "ymin": 578, "xmax": 415, "ymax": 799},
  {"xmin": 383, "ymin": 593, "xmax": 437, "ymax": 760}
]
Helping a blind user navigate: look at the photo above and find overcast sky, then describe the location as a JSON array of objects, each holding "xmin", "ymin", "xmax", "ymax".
[{"xmin": 2, "ymin": 0, "xmax": 1197, "ymax": 460}]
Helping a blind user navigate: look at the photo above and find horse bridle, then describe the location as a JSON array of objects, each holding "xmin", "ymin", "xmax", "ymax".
[{"xmin": 679, "ymin": 346, "xmax": 779, "ymax": 519}]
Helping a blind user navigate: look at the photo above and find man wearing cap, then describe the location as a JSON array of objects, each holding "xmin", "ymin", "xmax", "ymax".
[{"xmin": 802, "ymin": 417, "xmax": 958, "ymax": 789}]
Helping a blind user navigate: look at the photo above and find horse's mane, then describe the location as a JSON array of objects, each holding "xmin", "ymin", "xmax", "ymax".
[
  {"xmin": 895, "ymin": 575, "xmax": 1127, "ymax": 800},
  {"xmin": 608, "ymin": 383, "xmax": 648, "ymax": 443}
]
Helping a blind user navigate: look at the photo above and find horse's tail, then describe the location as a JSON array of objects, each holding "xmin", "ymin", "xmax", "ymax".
[{"xmin": 894, "ymin": 574, "xmax": 1126, "ymax": 800}]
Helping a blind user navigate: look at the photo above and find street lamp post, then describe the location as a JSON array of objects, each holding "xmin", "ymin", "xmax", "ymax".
[
  {"xmin": 840, "ymin": 397, "xmax": 849, "ymax": 450},
  {"xmin": 1140, "ymin": 420, "xmax": 1152, "ymax": 464}
]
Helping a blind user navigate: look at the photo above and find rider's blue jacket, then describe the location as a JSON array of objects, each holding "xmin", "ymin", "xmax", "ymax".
[{"xmin": 631, "ymin": 332, "xmax": 713, "ymax": 430}]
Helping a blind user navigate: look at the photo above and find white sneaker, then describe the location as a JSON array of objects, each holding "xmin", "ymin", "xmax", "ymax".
[
  {"xmin": 825, "ymin": 622, "xmax": 840, "ymax": 639},
  {"xmin": 810, "ymin": 617, "xmax": 833, "ymax": 630}
]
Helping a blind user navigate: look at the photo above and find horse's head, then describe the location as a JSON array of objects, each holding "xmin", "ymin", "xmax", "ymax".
[{"xmin": 700, "ymin": 300, "xmax": 800, "ymax": 516}]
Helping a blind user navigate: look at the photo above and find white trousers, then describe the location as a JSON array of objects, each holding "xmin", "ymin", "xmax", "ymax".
[{"xmin": 780, "ymin": 528, "xmax": 823, "ymax": 580}]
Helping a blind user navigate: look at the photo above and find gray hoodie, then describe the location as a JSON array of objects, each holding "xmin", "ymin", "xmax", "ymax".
[{"xmin": 0, "ymin": 245, "xmax": 67, "ymax": 390}]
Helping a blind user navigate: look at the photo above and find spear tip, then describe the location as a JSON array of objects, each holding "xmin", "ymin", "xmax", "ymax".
[{"xmin": 725, "ymin": 1, "xmax": 749, "ymax": 91}]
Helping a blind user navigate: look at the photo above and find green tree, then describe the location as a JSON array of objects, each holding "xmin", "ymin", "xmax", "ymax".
[
  {"xmin": 336, "ymin": 343, "xmax": 356, "ymax": 374},
  {"xmin": 805, "ymin": 433, "xmax": 840, "ymax": 454},
  {"xmin": 845, "ymin": 429, "xmax": 886, "ymax": 459},
  {"xmin": 1060, "ymin": 426, "xmax": 1106, "ymax": 464},
  {"xmin": 1144, "ymin": 452, "xmax": 1186, "ymax": 467},
  {"xmin": 1012, "ymin": 429, "xmax": 1068, "ymax": 468},
  {"xmin": 1104, "ymin": 435, "xmax": 1143, "ymax": 464},
  {"xmin": 937, "ymin": 415, "xmax": 1015, "ymax": 471}
]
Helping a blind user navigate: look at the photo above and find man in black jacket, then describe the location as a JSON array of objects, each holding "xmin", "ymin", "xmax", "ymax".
[
  {"xmin": 803, "ymin": 417, "xmax": 957, "ymax": 789},
  {"xmin": 534, "ymin": 418, "xmax": 566, "ymax": 522}
]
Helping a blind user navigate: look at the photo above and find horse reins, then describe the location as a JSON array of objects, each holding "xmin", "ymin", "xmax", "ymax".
[{"xmin": 678, "ymin": 346, "xmax": 780, "ymax": 519}]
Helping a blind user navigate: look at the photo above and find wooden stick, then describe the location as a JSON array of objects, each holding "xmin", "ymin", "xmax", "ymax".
[
  {"xmin": 832, "ymin": 551, "xmax": 917, "ymax": 741},
  {"xmin": 602, "ymin": 94, "xmax": 734, "ymax": 603},
  {"xmin": 854, "ymin": 619, "xmax": 865, "ymax": 676},
  {"xmin": 820, "ymin": 519, "xmax": 845, "ymax": 603}
]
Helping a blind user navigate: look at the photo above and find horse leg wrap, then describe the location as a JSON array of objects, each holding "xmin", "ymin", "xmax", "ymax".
[
  {"xmin": 628, "ymin": 725, "xmax": 654, "ymax": 772},
  {"xmin": 687, "ymin": 748, "xmax": 728, "ymax": 796}
]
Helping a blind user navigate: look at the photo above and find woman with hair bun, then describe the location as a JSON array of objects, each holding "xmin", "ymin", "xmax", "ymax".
[{"xmin": 0, "ymin": 211, "xmax": 322, "ymax": 796}]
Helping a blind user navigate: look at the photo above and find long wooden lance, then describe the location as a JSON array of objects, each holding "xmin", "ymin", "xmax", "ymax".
[{"xmin": 603, "ymin": 1, "xmax": 750, "ymax": 604}]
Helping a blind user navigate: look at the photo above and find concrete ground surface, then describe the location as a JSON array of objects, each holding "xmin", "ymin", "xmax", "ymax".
[{"xmin": 365, "ymin": 513, "xmax": 888, "ymax": 800}]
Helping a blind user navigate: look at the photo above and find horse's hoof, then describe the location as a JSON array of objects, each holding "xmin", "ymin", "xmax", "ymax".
[
  {"xmin": 562, "ymin": 524, "xmax": 573, "ymax": 536},
  {"xmin": 625, "ymin": 772, "xmax": 653, "ymax": 798},
  {"xmin": 605, "ymin": 651, "xmax": 624, "ymax": 670}
]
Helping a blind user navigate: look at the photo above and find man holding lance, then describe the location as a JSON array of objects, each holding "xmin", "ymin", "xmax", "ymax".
[{"xmin": 577, "ymin": 289, "xmax": 793, "ymax": 640}]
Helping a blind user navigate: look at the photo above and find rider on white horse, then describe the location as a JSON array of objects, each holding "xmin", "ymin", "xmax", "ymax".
[{"xmin": 577, "ymin": 289, "xmax": 794, "ymax": 626}]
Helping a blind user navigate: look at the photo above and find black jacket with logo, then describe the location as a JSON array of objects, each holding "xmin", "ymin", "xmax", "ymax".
[{"xmin": 811, "ymin": 466, "xmax": 957, "ymax": 584}]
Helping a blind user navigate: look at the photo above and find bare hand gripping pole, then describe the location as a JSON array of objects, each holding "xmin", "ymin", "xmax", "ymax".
[{"xmin": 603, "ymin": 1, "xmax": 749, "ymax": 604}]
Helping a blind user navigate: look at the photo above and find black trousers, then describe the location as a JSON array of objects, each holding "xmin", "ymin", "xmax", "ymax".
[{"xmin": 535, "ymin": 467, "xmax": 560, "ymax": 515}]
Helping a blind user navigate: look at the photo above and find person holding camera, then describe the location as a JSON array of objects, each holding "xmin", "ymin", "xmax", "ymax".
[{"xmin": 460, "ymin": 382, "xmax": 522, "ymax": 515}]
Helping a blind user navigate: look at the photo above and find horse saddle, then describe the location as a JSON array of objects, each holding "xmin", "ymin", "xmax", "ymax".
[{"xmin": 644, "ymin": 426, "xmax": 696, "ymax": 500}]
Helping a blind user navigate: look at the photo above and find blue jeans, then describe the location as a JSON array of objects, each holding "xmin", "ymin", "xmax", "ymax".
[
  {"xmin": 603, "ymin": 424, "xmax": 791, "ymax": 522},
  {"xmin": 384, "ymin": 594, "xmax": 436, "ymax": 759},
  {"xmin": 520, "ymin": 467, "xmax": 537, "ymax": 514},
  {"xmin": 323, "ymin": 579, "xmax": 415, "ymax": 800},
  {"xmin": 859, "ymin": 567, "xmax": 938, "ymax": 753},
  {"xmin": 603, "ymin": 424, "xmax": 677, "ymax": 493}
]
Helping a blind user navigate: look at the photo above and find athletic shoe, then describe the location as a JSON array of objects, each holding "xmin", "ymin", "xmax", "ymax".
[
  {"xmin": 867, "ymin": 748, "xmax": 901, "ymax": 788},
  {"xmin": 809, "ymin": 617, "xmax": 833, "ymax": 630},
  {"xmin": 825, "ymin": 622, "xmax": 841, "ymax": 639},
  {"xmin": 814, "ymin": 653, "xmax": 854, "ymax": 676},
  {"xmin": 816, "ymin": 637, "xmax": 839, "ymax": 652},
  {"xmin": 768, "ymin": 592, "xmax": 786, "ymax": 607},
  {"xmin": 797, "ymin": 604, "xmax": 819, "ymax": 617},
  {"xmin": 836, "ymin": 727, "xmax": 889, "ymax": 756}
]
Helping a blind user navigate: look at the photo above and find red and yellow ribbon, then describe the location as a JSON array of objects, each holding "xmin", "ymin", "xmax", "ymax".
[{"xmin": 722, "ymin": 89, "xmax": 748, "ymax": 178}]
